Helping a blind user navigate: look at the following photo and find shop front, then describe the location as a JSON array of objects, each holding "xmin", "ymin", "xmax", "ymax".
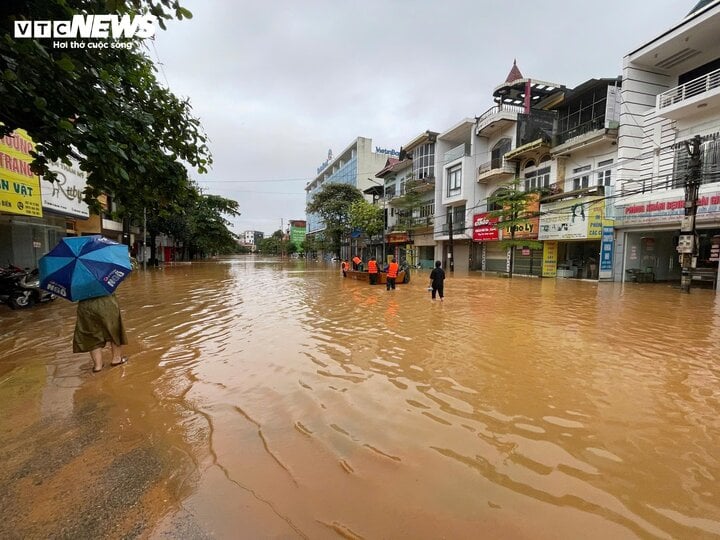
[
  {"xmin": 472, "ymin": 209, "xmax": 541, "ymax": 276},
  {"xmin": 614, "ymin": 187, "xmax": 720, "ymax": 287},
  {"xmin": 538, "ymin": 196, "xmax": 606, "ymax": 280}
]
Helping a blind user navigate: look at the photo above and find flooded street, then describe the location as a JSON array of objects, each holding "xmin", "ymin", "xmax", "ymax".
[{"xmin": 1, "ymin": 257, "xmax": 719, "ymax": 539}]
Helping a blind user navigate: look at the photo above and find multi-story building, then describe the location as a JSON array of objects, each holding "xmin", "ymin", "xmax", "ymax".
[
  {"xmin": 242, "ymin": 230, "xmax": 264, "ymax": 251},
  {"xmin": 614, "ymin": 0, "xmax": 720, "ymax": 286},
  {"xmin": 433, "ymin": 118, "xmax": 477, "ymax": 272},
  {"xmin": 305, "ymin": 136, "xmax": 395, "ymax": 259},
  {"xmin": 374, "ymin": 131, "xmax": 438, "ymax": 268},
  {"xmin": 536, "ymin": 77, "xmax": 621, "ymax": 280},
  {"xmin": 470, "ymin": 62, "xmax": 565, "ymax": 275}
]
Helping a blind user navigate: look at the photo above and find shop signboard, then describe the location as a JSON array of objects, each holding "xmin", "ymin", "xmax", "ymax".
[
  {"xmin": 0, "ymin": 129, "xmax": 43, "ymax": 217},
  {"xmin": 501, "ymin": 195, "xmax": 540, "ymax": 240},
  {"xmin": 472, "ymin": 213, "xmax": 499, "ymax": 241},
  {"xmin": 538, "ymin": 197, "xmax": 604, "ymax": 240},
  {"xmin": 599, "ymin": 225, "xmax": 614, "ymax": 279},
  {"xmin": 615, "ymin": 191, "xmax": 720, "ymax": 225},
  {"xmin": 542, "ymin": 240, "xmax": 558, "ymax": 277},
  {"xmin": 41, "ymin": 157, "xmax": 90, "ymax": 218}
]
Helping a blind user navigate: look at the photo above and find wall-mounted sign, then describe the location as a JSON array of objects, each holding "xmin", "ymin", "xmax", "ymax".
[
  {"xmin": 316, "ymin": 148, "xmax": 333, "ymax": 174},
  {"xmin": 0, "ymin": 129, "xmax": 42, "ymax": 217},
  {"xmin": 542, "ymin": 241, "xmax": 558, "ymax": 277},
  {"xmin": 375, "ymin": 147, "xmax": 399, "ymax": 157},
  {"xmin": 41, "ymin": 157, "xmax": 90, "ymax": 218},
  {"xmin": 615, "ymin": 191, "xmax": 720, "ymax": 225},
  {"xmin": 599, "ymin": 226, "xmax": 614, "ymax": 279},
  {"xmin": 472, "ymin": 212, "xmax": 499, "ymax": 241},
  {"xmin": 538, "ymin": 197, "xmax": 604, "ymax": 240}
]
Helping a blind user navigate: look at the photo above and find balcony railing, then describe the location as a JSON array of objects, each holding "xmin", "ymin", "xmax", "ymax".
[
  {"xmin": 388, "ymin": 216, "xmax": 434, "ymax": 232},
  {"xmin": 443, "ymin": 143, "xmax": 469, "ymax": 164},
  {"xmin": 555, "ymin": 117, "xmax": 606, "ymax": 145},
  {"xmin": 476, "ymin": 103, "xmax": 525, "ymax": 125},
  {"xmin": 658, "ymin": 68, "xmax": 720, "ymax": 109},
  {"xmin": 478, "ymin": 157, "xmax": 515, "ymax": 175}
]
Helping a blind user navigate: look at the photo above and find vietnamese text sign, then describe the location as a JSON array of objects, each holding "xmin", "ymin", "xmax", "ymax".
[
  {"xmin": 472, "ymin": 213, "xmax": 499, "ymax": 241},
  {"xmin": 0, "ymin": 129, "xmax": 42, "ymax": 217},
  {"xmin": 42, "ymin": 157, "xmax": 90, "ymax": 218},
  {"xmin": 538, "ymin": 197, "xmax": 604, "ymax": 240},
  {"xmin": 542, "ymin": 241, "xmax": 558, "ymax": 277}
]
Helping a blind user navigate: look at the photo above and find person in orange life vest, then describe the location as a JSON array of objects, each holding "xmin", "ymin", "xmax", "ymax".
[
  {"xmin": 367, "ymin": 256, "xmax": 379, "ymax": 285},
  {"xmin": 352, "ymin": 255, "xmax": 362, "ymax": 271},
  {"xmin": 341, "ymin": 260, "xmax": 348, "ymax": 277},
  {"xmin": 386, "ymin": 257, "xmax": 399, "ymax": 290}
]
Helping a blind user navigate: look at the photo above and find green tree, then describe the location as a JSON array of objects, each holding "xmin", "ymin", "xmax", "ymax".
[
  {"xmin": 488, "ymin": 178, "xmax": 542, "ymax": 278},
  {"xmin": 0, "ymin": 1, "xmax": 210, "ymax": 213},
  {"xmin": 349, "ymin": 199, "xmax": 383, "ymax": 237},
  {"xmin": 306, "ymin": 183, "xmax": 362, "ymax": 256},
  {"xmin": 187, "ymin": 194, "xmax": 240, "ymax": 258}
]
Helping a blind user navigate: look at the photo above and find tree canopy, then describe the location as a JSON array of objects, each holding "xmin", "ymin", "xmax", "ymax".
[
  {"xmin": 305, "ymin": 183, "xmax": 363, "ymax": 255},
  {"xmin": 0, "ymin": 0, "xmax": 210, "ymax": 213},
  {"xmin": 348, "ymin": 198, "xmax": 383, "ymax": 238}
]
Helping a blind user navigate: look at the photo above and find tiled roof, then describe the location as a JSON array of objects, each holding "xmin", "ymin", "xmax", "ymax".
[{"xmin": 505, "ymin": 59, "xmax": 524, "ymax": 83}]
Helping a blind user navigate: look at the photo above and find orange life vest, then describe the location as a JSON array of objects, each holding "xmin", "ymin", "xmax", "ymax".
[
  {"xmin": 387, "ymin": 262, "xmax": 399, "ymax": 278},
  {"xmin": 352, "ymin": 256, "xmax": 361, "ymax": 265},
  {"xmin": 368, "ymin": 260, "xmax": 378, "ymax": 273}
]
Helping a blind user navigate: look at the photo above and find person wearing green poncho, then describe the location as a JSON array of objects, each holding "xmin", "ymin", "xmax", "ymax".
[{"xmin": 73, "ymin": 293, "xmax": 128, "ymax": 372}]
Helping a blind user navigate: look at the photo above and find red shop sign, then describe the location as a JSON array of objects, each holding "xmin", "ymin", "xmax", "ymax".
[{"xmin": 473, "ymin": 213, "xmax": 499, "ymax": 241}]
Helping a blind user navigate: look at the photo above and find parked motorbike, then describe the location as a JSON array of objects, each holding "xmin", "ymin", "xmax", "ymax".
[{"xmin": 0, "ymin": 265, "xmax": 56, "ymax": 309}]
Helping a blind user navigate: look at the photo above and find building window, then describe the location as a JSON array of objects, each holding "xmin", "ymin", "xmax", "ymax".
[
  {"xmin": 419, "ymin": 203, "xmax": 435, "ymax": 218},
  {"xmin": 491, "ymin": 138, "xmax": 512, "ymax": 169},
  {"xmin": 572, "ymin": 165, "xmax": 591, "ymax": 190},
  {"xmin": 447, "ymin": 165, "xmax": 462, "ymax": 196},
  {"xmin": 446, "ymin": 205, "xmax": 465, "ymax": 233},
  {"xmin": 596, "ymin": 159, "xmax": 613, "ymax": 186},
  {"xmin": 524, "ymin": 166, "xmax": 550, "ymax": 191},
  {"xmin": 413, "ymin": 142, "xmax": 436, "ymax": 180}
]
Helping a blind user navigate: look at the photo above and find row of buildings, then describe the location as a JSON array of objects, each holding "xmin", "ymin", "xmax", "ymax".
[
  {"xmin": 0, "ymin": 130, "xmax": 175, "ymax": 269},
  {"xmin": 305, "ymin": 0, "xmax": 720, "ymax": 288}
]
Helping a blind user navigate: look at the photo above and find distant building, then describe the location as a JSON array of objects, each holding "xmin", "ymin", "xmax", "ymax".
[
  {"xmin": 242, "ymin": 230, "xmax": 264, "ymax": 251},
  {"xmin": 288, "ymin": 220, "xmax": 306, "ymax": 250}
]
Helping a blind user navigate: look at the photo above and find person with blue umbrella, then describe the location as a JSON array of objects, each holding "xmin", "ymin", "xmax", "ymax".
[{"xmin": 40, "ymin": 235, "xmax": 132, "ymax": 373}]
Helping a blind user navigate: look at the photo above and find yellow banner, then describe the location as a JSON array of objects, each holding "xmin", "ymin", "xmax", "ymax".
[
  {"xmin": 0, "ymin": 129, "xmax": 42, "ymax": 217},
  {"xmin": 542, "ymin": 240, "xmax": 558, "ymax": 277}
]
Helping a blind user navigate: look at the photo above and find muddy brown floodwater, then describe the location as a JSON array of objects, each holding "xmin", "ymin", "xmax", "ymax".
[{"xmin": 1, "ymin": 256, "xmax": 719, "ymax": 539}]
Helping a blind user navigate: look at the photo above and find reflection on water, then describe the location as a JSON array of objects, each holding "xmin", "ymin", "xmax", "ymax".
[{"xmin": 1, "ymin": 256, "xmax": 720, "ymax": 538}]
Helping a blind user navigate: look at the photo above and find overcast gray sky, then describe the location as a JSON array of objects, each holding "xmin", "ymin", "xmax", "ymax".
[{"xmin": 152, "ymin": 0, "xmax": 693, "ymax": 235}]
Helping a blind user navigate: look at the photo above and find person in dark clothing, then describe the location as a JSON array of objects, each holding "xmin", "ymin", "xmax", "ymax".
[{"xmin": 429, "ymin": 260, "xmax": 445, "ymax": 301}]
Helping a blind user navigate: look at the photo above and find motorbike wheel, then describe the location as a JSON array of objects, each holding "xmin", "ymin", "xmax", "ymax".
[{"xmin": 10, "ymin": 291, "xmax": 35, "ymax": 309}]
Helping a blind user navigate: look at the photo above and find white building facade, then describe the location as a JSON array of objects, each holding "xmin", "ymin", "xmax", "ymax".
[{"xmin": 614, "ymin": 0, "xmax": 720, "ymax": 287}]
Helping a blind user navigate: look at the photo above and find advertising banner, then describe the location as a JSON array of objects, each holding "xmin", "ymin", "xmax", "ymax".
[
  {"xmin": 0, "ymin": 129, "xmax": 42, "ymax": 217},
  {"xmin": 542, "ymin": 241, "xmax": 558, "ymax": 277},
  {"xmin": 41, "ymin": 157, "xmax": 90, "ymax": 218},
  {"xmin": 472, "ymin": 212, "xmax": 499, "ymax": 241},
  {"xmin": 599, "ymin": 225, "xmax": 614, "ymax": 279},
  {"xmin": 538, "ymin": 197, "xmax": 604, "ymax": 240}
]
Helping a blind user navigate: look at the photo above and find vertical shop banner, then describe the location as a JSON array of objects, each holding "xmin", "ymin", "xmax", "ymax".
[
  {"xmin": 0, "ymin": 129, "xmax": 42, "ymax": 217},
  {"xmin": 542, "ymin": 241, "xmax": 558, "ymax": 277},
  {"xmin": 599, "ymin": 226, "xmax": 614, "ymax": 279}
]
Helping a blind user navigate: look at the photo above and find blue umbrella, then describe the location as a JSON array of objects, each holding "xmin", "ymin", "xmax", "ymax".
[{"xmin": 39, "ymin": 235, "xmax": 132, "ymax": 301}]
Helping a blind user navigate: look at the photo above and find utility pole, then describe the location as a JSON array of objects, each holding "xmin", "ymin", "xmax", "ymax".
[
  {"xmin": 448, "ymin": 208, "xmax": 454, "ymax": 272},
  {"xmin": 678, "ymin": 135, "xmax": 703, "ymax": 293},
  {"xmin": 143, "ymin": 207, "xmax": 147, "ymax": 272}
]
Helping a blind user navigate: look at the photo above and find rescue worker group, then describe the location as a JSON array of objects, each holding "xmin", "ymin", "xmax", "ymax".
[{"xmin": 341, "ymin": 255, "xmax": 402, "ymax": 290}]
